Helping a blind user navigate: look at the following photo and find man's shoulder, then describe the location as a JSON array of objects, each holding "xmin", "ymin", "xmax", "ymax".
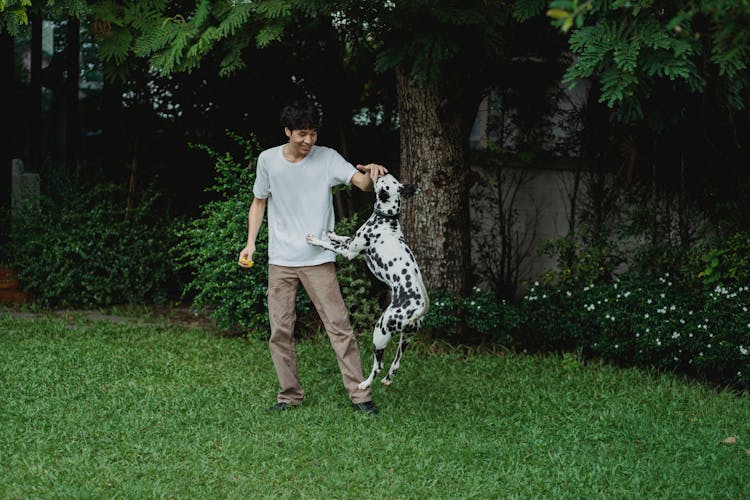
[
  {"xmin": 259, "ymin": 145, "xmax": 283, "ymax": 160},
  {"xmin": 310, "ymin": 145, "xmax": 345, "ymax": 160}
]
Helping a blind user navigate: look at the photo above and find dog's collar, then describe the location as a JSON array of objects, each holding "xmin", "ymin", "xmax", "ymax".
[{"xmin": 374, "ymin": 210, "xmax": 400, "ymax": 220}]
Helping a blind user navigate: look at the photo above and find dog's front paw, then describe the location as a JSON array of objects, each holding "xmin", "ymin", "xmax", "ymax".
[
  {"xmin": 358, "ymin": 380, "xmax": 372, "ymax": 390},
  {"xmin": 306, "ymin": 234, "xmax": 321, "ymax": 246},
  {"xmin": 327, "ymin": 231, "xmax": 348, "ymax": 243}
]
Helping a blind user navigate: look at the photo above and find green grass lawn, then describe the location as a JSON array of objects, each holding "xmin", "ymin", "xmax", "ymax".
[{"xmin": 1, "ymin": 312, "xmax": 748, "ymax": 498}]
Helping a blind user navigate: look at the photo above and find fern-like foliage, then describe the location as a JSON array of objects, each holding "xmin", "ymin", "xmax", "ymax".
[
  {"xmin": 0, "ymin": 0, "xmax": 31, "ymax": 36},
  {"xmin": 552, "ymin": 0, "xmax": 750, "ymax": 123},
  {"xmin": 513, "ymin": 0, "xmax": 549, "ymax": 22}
]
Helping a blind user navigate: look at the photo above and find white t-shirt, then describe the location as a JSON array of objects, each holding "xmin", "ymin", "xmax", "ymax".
[{"xmin": 253, "ymin": 144, "xmax": 357, "ymax": 266}]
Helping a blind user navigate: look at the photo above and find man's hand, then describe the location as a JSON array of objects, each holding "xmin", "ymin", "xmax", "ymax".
[
  {"xmin": 238, "ymin": 244, "xmax": 255, "ymax": 268},
  {"xmin": 356, "ymin": 163, "xmax": 388, "ymax": 180}
]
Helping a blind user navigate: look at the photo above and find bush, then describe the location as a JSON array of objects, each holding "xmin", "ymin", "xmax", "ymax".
[
  {"xmin": 423, "ymin": 288, "xmax": 521, "ymax": 346},
  {"xmin": 8, "ymin": 180, "xmax": 177, "ymax": 307},
  {"xmin": 173, "ymin": 133, "xmax": 274, "ymax": 335},
  {"xmin": 699, "ymin": 230, "xmax": 750, "ymax": 288},
  {"xmin": 518, "ymin": 274, "xmax": 750, "ymax": 389}
]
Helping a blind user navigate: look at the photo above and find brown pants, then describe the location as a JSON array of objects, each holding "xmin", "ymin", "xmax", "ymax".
[{"xmin": 267, "ymin": 263, "xmax": 371, "ymax": 405}]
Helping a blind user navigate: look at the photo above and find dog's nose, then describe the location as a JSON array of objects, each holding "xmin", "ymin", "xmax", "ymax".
[{"xmin": 399, "ymin": 183, "xmax": 420, "ymax": 198}]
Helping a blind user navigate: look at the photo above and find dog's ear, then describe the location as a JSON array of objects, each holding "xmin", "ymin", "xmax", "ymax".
[{"xmin": 399, "ymin": 184, "xmax": 420, "ymax": 199}]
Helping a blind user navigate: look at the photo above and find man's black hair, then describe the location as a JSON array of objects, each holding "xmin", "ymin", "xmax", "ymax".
[{"xmin": 280, "ymin": 99, "xmax": 322, "ymax": 131}]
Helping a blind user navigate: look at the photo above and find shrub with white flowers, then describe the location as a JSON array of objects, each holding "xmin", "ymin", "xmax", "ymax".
[{"xmin": 518, "ymin": 272, "xmax": 750, "ymax": 389}]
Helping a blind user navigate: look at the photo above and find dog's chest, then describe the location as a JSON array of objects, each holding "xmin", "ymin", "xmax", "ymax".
[{"xmin": 361, "ymin": 232, "xmax": 417, "ymax": 284}]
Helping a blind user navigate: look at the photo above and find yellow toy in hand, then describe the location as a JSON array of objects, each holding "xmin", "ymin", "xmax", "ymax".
[{"xmin": 239, "ymin": 257, "xmax": 254, "ymax": 268}]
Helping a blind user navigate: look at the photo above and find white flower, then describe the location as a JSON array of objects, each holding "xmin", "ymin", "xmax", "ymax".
[{"xmin": 740, "ymin": 346, "xmax": 749, "ymax": 356}]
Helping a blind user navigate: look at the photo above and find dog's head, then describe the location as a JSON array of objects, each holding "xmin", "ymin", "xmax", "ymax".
[{"xmin": 373, "ymin": 174, "xmax": 420, "ymax": 217}]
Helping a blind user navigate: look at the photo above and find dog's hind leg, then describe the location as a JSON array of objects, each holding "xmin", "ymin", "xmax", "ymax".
[
  {"xmin": 358, "ymin": 314, "xmax": 392, "ymax": 390},
  {"xmin": 381, "ymin": 331, "xmax": 411, "ymax": 386}
]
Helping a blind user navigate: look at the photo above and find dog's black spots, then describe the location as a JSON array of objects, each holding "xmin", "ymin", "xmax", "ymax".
[
  {"xmin": 370, "ymin": 253, "xmax": 384, "ymax": 267},
  {"xmin": 378, "ymin": 189, "xmax": 390, "ymax": 203},
  {"xmin": 401, "ymin": 268, "xmax": 407, "ymax": 275}
]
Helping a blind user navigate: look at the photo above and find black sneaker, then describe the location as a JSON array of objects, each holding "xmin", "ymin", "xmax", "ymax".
[
  {"xmin": 267, "ymin": 402, "xmax": 298, "ymax": 412},
  {"xmin": 351, "ymin": 401, "xmax": 379, "ymax": 416}
]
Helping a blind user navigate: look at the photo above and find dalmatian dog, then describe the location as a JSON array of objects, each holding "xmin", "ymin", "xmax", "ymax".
[{"xmin": 306, "ymin": 174, "xmax": 429, "ymax": 389}]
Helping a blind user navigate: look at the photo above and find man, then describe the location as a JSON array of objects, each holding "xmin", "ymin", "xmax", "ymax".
[{"xmin": 238, "ymin": 100, "xmax": 387, "ymax": 415}]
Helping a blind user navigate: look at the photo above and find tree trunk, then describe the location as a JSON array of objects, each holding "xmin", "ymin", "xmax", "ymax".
[{"xmin": 396, "ymin": 68, "xmax": 473, "ymax": 295}]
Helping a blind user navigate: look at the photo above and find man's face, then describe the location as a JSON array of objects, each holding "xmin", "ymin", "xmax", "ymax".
[{"xmin": 285, "ymin": 127, "xmax": 318, "ymax": 157}]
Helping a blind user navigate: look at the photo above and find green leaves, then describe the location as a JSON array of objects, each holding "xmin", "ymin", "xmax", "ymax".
[
  {"xmin": 0, "ymin": 0, "xmax": 31, "ymax": 35},
  {"xmin": 255, "ymin": 22, "xmax": 285, "ymax": 48},
  {"xmin": 8, "ymin": 180, "xmax": 178, "ymax": 307},
  {"xmin": 513, "ymin": 0, "xmax": 551, "ymax": 22},
  {"xmin": 545, "ymin": 0, "xmax": 592, "ymax": 33},
  {"xmin": 549, "ymin": 0, "xmax": 750, "ymax": 125}
]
